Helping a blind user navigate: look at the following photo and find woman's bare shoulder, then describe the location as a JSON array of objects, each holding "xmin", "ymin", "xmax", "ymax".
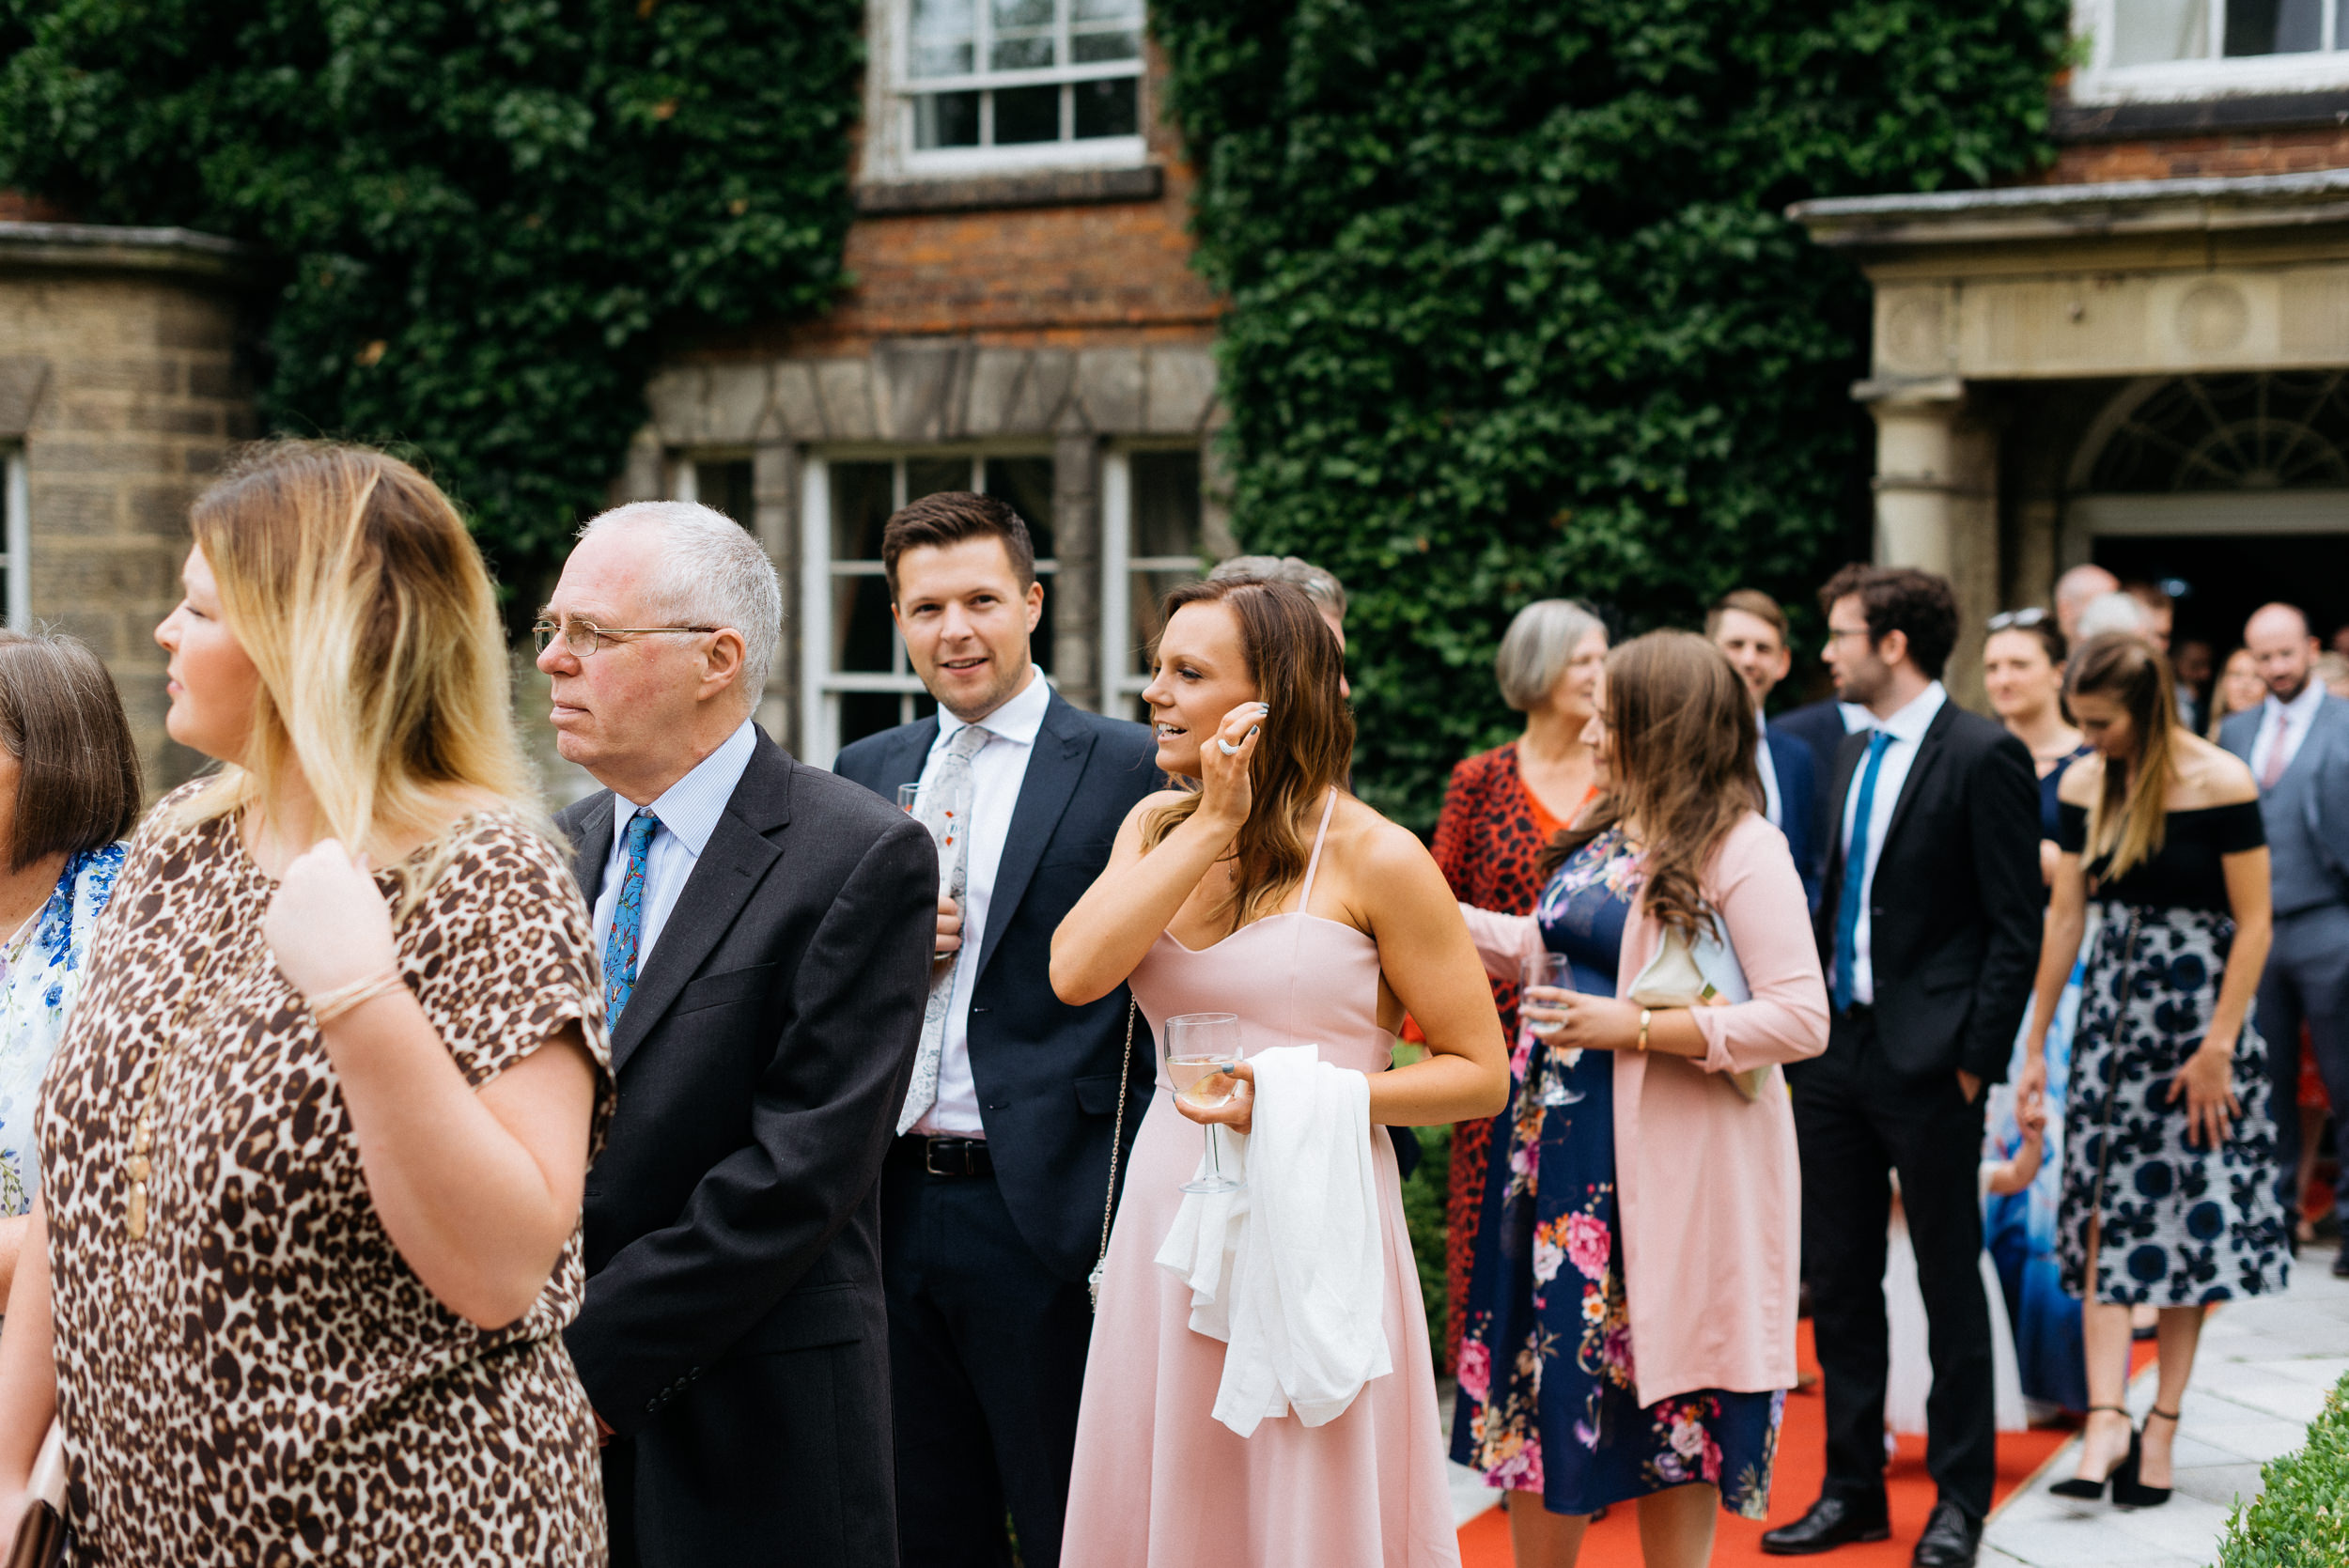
[
  {"xmin": 2058, "ymin": 753, "xmax": 2105, "ymax": 806},
  {"xmin": 2172, "ymin": 734, "xmax": 2259, "ymax": 807}
]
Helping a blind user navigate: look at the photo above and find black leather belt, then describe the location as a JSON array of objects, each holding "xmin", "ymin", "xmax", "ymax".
[{"xmin": 894, "ymin": 1134, "xmax": 993, "ymax": 1177}]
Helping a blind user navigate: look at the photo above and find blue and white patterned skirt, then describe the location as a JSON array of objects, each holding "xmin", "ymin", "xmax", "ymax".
[{"xmin": 2059, "ymin": 901, "xmax": 2291, "ymax": 1306}]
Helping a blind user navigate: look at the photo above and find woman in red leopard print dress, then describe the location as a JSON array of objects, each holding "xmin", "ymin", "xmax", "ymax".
[{"xmin": 1427, "ymin": 600, "xmax": 1606, "ymax": 1369}]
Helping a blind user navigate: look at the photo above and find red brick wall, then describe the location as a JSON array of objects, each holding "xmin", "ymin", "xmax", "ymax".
[{"xmin": 2044, "ymin": 127, "xmax": 2349, "ymax": 184}]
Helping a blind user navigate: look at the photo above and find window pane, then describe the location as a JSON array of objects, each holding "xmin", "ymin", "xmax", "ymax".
[
  {"xmin": 914, "ymin": 91, "xmax": 982, "ymax": 148},
  {"xmin": 907, "ymin": 456, "xmax": 974, "ymax": 501},
  {"xmin": 2224, "ymin": 0, "xmax": 2323, "ymax": 53},
  {"xmin": 1072, "ymin": 28, "xmax": 1141, "ymax": 62},
  {"xmin": 693, "ymin": 460, "xmax": 755, "ymax": 528},
  {"xmin": 984, "ymin": 456, "xmax": 1057, "ymax": 562},
  {"xmin": 831, "ymin": 461, "xmax": 894, "ymax": 560},
  {"xmin": 1129, "ymin": 568, "xmax": 1201, "ymax": 677},
  {"xmin": 832, "ymin": 574, "xmax": 899, "ymax": 674},
  {"xmin": 994, "ymin": 85, "xmax": 1063, "ymax": 143},
  {"xmin": 1074, "ymin": 0, "xmax": 1142, "ymax": 18},
  {"xmin": 840, "ymin": 692, "xmax": 913, "ymax": 750},
  {"xmin": 1130, "ymin": 451, "xmax": 1202, "ymax": 559},
  {"xmin": 992, "ymin": 34, "xmax": 1057, "ymax": 69},
  {"xmin": 1073, "ymin": 76, "xmax": 1137, "ymax": 138},
  {"xmin": 910, "ymin": 0, "xmax": 976, "ymax": 76},
  {"xmin": 2109, "ymin": 0, "xmax": 2213, "ymax": 62},
  {"xmin": 991, "ymin": 0, "xmax": 1053, "ymax": 25}
]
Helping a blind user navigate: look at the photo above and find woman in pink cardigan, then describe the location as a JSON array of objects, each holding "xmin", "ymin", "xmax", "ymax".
[{"xmin": 1449, "ymin": 631, "xmax": 1828, "ymax": 1568}]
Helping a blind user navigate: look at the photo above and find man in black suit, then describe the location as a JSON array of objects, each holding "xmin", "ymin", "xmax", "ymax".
[
  {"xmin": 538, "ymin": 502, "xmax": 938, "ymax": 1568},
  {"xmin": 832, "ymin": 491, "xmax": 1159, "ymax": 1568},
  {"xmin": 1711, "ymin": 587, "xmax": 1823, "ymax": 908},
  {"xmin": 1762, "ymin": 566, "xmax": 2040, "ymax": 1568}
]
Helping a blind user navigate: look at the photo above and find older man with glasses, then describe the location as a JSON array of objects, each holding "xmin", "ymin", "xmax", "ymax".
[{"xmin": 536, "ymin": 501, "xmax": 938, "ymax": 1568}]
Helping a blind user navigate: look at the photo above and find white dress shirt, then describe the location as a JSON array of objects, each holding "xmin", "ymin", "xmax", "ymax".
[
  {"xmin": 592, "ymin": 719, "xmax": 758, "ymax": 972},
  {"xmin": 1839, "ymin": 701, "xmax": 1873, "ymax": 735},
  {"xmin": 1839, "ymin": 681, "xmax": 1948, "ymax": 1006},
  {"xmin": 2250, "ymin": 679, "xmax": 2327, "ymax": 786},
  {"xmin": 916, "ymin": 669, "xmax": 1051, "ymax": 1138},
  {"xmin": 1755, "ymin": 710, "xmax": 1783, "ymax": 829}
]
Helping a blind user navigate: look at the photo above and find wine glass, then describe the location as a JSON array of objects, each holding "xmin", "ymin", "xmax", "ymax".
[
  {"xmin": 1165, "ymin": 1012, "xmax": 1243, "ymax": 1195},
  {"xmin": 1520, "ymin": 953, "xmax": 1584, "ymax": 1107}
]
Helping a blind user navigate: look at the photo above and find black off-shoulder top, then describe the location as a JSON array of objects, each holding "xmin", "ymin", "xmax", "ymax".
[{"xmin": 2057, "ymin": 798, "xmax": 2265, "ymax": 911}]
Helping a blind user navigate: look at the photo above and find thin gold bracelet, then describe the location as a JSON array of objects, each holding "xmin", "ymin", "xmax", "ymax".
[
  {"xmin": 1637, "ymin": 1008, "xmax": 1652, "ymax": 1052},
  {"xmin": 311, "ymin": 968, "xmax": 408, "ymax": 1026}
]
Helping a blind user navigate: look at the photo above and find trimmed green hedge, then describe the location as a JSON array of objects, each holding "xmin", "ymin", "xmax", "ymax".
[
  {"xmin": 2217, "ymin": 1372, "xmax": 2349, "ymax": 1567},
  {"xmin": 0, "ymin": 0, "xmax": 863, "ymax": 582},
  {"xmin": 1153, "ymin": 0, "xmax": 2069, "ymax": 828}
]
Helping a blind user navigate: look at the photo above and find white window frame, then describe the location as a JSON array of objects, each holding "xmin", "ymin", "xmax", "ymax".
[
  {"xmin": 1099, "ymin": 443, "xmax": 1207, "ymax": 722},
  {"xmin": 2072, "ymin": 0, "xmax": 2349, "ymax": 103},
  {"xmin": 798, "ymin": 448, "xmax": 1060, "ymax": 768},
  {"xmin": 1, "ymin": 449, "xmax": 27, "ymax": 631},
  {"xmin": 865, "ymin": 0, "xmax": 1148, "ymax": 182}
]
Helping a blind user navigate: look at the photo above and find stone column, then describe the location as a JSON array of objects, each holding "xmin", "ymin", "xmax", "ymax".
[
  {"xmin": 754, "ymin": 440, "xmax": 801, "ymax": 753},
  {"xmin": 1859, "ymin": 378, "xmax": 1999, "ymax": 710},
  {"xmin": 1051, "ymin": 433, "xmax": 1102, "ymax": 712}
]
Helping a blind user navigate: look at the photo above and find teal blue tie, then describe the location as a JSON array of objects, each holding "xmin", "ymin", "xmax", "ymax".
[
  {"xmin": 602, "ymin": 811, "xmax": 660, "ymax": 1026},
  {"xmin": 1833, "ymin": 732, "xmax": 1894, "ymax": 1015}
]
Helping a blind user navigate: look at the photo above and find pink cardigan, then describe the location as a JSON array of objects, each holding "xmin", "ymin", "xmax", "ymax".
[{"xmin": 1461, "ymin": 813, "xmax": 1828, "ymax": 1406}]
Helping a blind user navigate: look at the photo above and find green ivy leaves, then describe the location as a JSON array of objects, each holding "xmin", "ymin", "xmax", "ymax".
[
  {"xmin": 1155, "ymin": 0, "xmax": 2065, "ymax": 828},
  {"xmin": 0, "ymin": 0, "xmax": 864, "ymax": 583}
]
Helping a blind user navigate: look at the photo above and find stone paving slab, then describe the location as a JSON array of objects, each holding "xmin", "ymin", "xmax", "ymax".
[{"xmin": 1981, "ymin": 1265, "xmax": 2349, "ymax": 1567}]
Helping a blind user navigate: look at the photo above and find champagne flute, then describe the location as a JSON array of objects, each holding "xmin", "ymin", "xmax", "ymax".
[
  {"xmin": 1165, "ymin": 1012, "xmax": 1243, "ymax": 1195},
  {"xmin": 1520, "ymin": 953, "xmax": 1584, "ymax": 1107},
  {"xmin": 898, "ymin": 779, "xmax": 971, "ymax": 960}
]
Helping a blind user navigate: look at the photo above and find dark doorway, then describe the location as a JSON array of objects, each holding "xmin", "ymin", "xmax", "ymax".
[{"xmin": 2093, "ymin": 533, "xmax": 2349, "ymax": 650}]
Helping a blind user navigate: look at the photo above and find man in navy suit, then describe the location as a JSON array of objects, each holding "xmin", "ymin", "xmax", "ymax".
[
  {"xmin": 1710, "ymin": 588, "xmax": 1822, "ymax": 908},
  {"xmin": 832, "ymin": 491, "xmax": 1159, "ymax": 1568},
  {"xmin": 2219, "ymin": 602, "xmax": 2349, "ymax": 1270}
]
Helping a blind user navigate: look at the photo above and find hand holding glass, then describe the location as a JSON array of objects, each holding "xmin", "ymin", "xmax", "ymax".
[
  {"xmin": 1520, "ymin": 953, "xmax": 1584, "ymax": 1106},
  {"xmin": 1165, "ymin": 1012, "xmax": 1243, "ymax": 1195},
  {"xmin": 899, "ymin": 780, "xmax": 970, "ymax": 960}
]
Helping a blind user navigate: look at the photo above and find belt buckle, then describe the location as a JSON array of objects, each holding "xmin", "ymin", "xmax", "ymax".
[{"xmin": 924, "ymin": 1139, "xmax": 959, "ymax": 1177}]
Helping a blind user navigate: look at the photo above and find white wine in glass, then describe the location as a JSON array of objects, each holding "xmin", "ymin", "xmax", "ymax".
[{"xmin": 1165, "ymin": 1012, "xmax": 1243, "ymax": 1195}]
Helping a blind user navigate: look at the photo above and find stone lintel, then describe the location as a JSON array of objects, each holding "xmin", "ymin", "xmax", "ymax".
[
  {"xmin": 0, "ymin": 222, "xmax": 257, "ymax": 284},
  {"xmin": 1790, "ymin": 169, "xmax": 2349, "ymax": 253}
]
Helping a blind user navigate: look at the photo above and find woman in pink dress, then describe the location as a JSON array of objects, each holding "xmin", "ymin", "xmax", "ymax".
[{"xmin": 1050, "ymin": 576, "xmax": 1509, "ymax": 1568}]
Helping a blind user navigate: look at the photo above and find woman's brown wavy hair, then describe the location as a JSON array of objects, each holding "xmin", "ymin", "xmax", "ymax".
[
  {"xmin": 1546, "ymin": 630, "xmax": 1764, "ymax": 939},
  {"xmin": 1140, "ymin": 577, "xmax": 1354, "ymax": 932}
]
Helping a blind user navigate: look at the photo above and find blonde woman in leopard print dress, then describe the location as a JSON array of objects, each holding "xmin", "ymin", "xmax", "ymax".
[{"xmin": 0, "ymin": 442, "xmax": 614, "ymax": 1564}]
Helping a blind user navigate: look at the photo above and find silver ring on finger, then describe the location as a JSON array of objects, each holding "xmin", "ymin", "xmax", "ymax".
[{"xmin": 1218, "ymin": 737, "xmax": 1242, "ymax": 755}]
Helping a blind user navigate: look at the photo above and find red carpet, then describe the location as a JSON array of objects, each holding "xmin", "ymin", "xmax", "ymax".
[{"xmin": 1457, "ymin": 1322, "xmax": 2074, "ymax": 1566}]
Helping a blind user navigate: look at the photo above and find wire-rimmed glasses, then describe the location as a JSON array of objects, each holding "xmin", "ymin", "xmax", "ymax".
[
  {"xmin": 531, "ymin": 616, "xmax": 721, "ymax": 659},
  {"xmin": 1165, "ymin": 1012, "xmax": 1243, "ymax": 1195}
]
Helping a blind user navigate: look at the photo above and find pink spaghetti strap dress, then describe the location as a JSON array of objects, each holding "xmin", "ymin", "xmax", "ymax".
[{"xmin": 1061, "ymin": 794, "xmax": 1461, "ymax": 1568}]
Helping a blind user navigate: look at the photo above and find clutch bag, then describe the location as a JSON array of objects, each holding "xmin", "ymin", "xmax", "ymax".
[
  {"xmin": 4, "ymin": 1421, "xmax": 68, "ymax": 1568},
  {"xmin": 1627, "ymin": 920, "xmax": 1772, "ymax": 1103}
]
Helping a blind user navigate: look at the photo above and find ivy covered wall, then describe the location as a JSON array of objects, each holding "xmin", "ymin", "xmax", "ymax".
[
  {"xmin": 1153, "ymin": 0, "xmax": 2069, "ymax": 828},
  {"xmin": 0, "ymin": 0, "xmax": 863, "ymax": 583}
]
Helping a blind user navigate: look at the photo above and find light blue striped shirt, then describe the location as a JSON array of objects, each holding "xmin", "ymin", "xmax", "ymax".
[{"xmin": 591, "ymin": 719, "xmax": 759, "ymax": 970}]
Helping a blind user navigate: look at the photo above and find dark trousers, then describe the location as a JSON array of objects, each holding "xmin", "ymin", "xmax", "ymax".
[
  {"xmin": 2258, "ymin": 902, "xmax": 2349, "ymax": 1219},
  {"xmin": 602, "ymin": 1327, "xmax": 896, "ymax": 1568},
  {"xmin": 883, "ymin": 1143, "xmax": 1093, "ymax": 1568},
  {"xmin": 1791, "ymin": 1010, "xmax": 1996, "ymax": 1521}
]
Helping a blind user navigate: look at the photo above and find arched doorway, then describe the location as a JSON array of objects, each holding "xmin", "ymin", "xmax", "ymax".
[{"xmin": 2064, "ymin": 373, "xmax": 2349, "ymax": 649}]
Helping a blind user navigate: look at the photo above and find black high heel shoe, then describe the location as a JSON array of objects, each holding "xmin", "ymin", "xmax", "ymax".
[
  {"xmin": 2115, "ymin": 1406, "xmax": 2178, "ymax": 1506},
  {"xmin": 2049, "ymin": 1405, "xmax": 2141, "ymax": 1499}
]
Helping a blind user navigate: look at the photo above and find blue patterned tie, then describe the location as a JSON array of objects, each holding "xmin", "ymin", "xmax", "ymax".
[
  {"xmin": 1832, "ymin": 731, "xmax": 1895, "ymax": 1015},
  {"xmin": 602, "ymin": 810, "xmax": 661, "ymax": 1027}
]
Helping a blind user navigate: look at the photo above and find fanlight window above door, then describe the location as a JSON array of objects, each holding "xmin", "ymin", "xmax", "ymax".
[{"xmin": 2088, "ymin": 373, "xmax": 2349, "ymax": 492}]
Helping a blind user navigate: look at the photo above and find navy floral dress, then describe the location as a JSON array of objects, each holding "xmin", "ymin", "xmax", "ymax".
[
  {"xmin": 1450, "ymin": 828, "xmax": 1783, "ymax": 1517},
  {"xmin": 2056, "ymin": 799, "xmax": 2290, "ymax": 1304}
]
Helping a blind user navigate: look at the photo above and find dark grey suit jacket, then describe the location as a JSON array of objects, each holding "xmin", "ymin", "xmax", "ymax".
[{"xmin": 559, "ymin": 727, "xmax": 936, "ymax": 1567}]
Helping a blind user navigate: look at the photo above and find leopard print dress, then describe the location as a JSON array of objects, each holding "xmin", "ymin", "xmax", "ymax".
[{"xmin": 39, "ymin": 790, "xmax": 614, "ymax": 1566}]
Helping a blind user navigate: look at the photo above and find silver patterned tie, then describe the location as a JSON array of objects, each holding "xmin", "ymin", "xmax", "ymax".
[{"xmin": 898, "ymin": 722, "xmax": 991, "ymax": 1134}]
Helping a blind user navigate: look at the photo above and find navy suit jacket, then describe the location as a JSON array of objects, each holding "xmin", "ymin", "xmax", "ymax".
[
  {"xmin": 832, "ymin": 690, "xmax": 1164, "ymax": 1280},
  {"xmin": 1765, "ymin": 720, "xmax": 1822, "ymax": 911}
]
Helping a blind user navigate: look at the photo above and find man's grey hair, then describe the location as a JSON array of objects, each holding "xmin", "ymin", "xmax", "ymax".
[
  {"xmin": 2075, "ymin": 590, "xmax": 2154, "ymax": 643},
  {"xmin": 1496, "ymin": 598, "xmax": 1606, "ymax": 712},
  {"xmin": 579, "ymin": 502, "xmax": 783, "ymax": 708},
  {"xmin": 1206, "ymin": 555, "xmax": 1346, "ymax": 619}
]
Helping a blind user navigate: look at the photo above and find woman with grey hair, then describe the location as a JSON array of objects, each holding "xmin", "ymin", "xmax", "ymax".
[{"xmin": 1421, "ymin": 598, "xmax": 1607, "ymax": 1369}]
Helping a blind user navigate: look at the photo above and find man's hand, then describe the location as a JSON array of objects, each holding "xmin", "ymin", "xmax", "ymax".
[
  {"xmin": 934, "ymin": 893, "xmax": 962, "ymax": 959},
  {"xmin": 595, "ymin": 1409, "xmax": 615, "ymax": 1450},
  {"xmin": 1957, "ymin": 1070, "xmax": 1983, "ymax": 1105}
]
